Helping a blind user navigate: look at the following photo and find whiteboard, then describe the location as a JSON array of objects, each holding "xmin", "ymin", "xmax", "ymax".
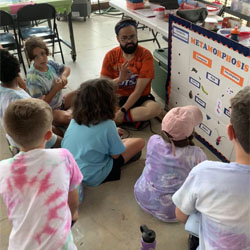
[{"xmin": 167, "ymin": 15, "xmax": 250, "ymax": 161}]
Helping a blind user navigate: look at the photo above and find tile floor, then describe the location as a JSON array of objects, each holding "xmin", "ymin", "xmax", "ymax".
[{"xmin": 0, "ymin": 13, "xmax": 220, "ymax": 250}]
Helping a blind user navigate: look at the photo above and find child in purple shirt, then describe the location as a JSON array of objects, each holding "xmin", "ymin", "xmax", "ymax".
[{"xmin": 134, "ymin": 105, "xmax": 207, "ymax": 222}]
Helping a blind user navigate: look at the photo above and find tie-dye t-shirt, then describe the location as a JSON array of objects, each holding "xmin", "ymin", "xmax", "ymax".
[
  {"xmin": 26, "ymin": 60, "xmax": 64, "ymax": 109},
  {"xmin": 134, "ymin": 135, "xmax": 207, "ymax": 222},
  {"xmin": 0, "ymin": 85, "xmax": 30, "ymax": 123},
  {"xmin": 172, "ymin": 161, "xmax": 250, "ymax": 250},
  {"xmin": 0, "ymin": 148, "xmax": 83, "ymax": 250}
]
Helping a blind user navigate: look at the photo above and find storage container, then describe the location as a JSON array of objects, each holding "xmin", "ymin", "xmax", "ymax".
[
  {"xmin": 151, "ymin": 48, "xmax": 168, "ymax": 101},
  {"xmin": 126, "ymin": 0, "xmax": 145, "ymax": 10}
]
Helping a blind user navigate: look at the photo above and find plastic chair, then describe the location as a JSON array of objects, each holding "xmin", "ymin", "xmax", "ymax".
[
  {"xmin": 16, "ymin": 3, "xmax": 65, "ymax": 64},
  {"xmin": 0, "ymin": 10, "xmax": 26, "ymax": 74}
]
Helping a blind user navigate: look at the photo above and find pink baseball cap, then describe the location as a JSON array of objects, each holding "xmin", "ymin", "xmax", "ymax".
[{"xmin": 161, "ymin": 105, "xmax": 203, "ymax": 141}]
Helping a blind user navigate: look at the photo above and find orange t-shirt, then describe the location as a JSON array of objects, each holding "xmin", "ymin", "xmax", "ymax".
[{"xmin": 101, "ymin": 45, "xmax": 154, "ymax": 97}]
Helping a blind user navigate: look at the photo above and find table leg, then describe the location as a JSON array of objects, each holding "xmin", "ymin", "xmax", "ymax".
[
  {"xmin": 68, "ymin": 12, "xmax": 76, "ymax": 61},
  {"xmin": 152, "ymin": 30, "xmax": 161, "ymax": 48},
  {"xmin": 67, "ymin": 12, "xmax": 76, "ymax": 61},
  {"xmin": 58, "ymin": 12, "xmax": 77, "ymax": 61}
]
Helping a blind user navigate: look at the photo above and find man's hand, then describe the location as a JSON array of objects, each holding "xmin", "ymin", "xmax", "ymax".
[
  {"xmin": 118, "ymin": 61, "xmax": 132, "ymax": 83},
  {"xmin": 115, "ymin": 110, "xmax": 124, "ymax": 124}
]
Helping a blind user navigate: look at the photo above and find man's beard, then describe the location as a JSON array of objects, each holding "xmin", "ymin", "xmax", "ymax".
[{"xmin": 120, "ymin": 42, "xmax": 138, "ymax": 54}]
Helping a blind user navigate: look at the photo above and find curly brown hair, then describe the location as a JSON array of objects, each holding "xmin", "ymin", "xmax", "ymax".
[
  {"xmin": 0, "ymin": 49, "xmax": 20, "ymax": 83},
  {"xmin": 24, "ymin": 37, "xmax": 49, "ymax": 61},
  {"xmin": 72, "ymin": 78, "xmax": 117, "ymax": 126}
]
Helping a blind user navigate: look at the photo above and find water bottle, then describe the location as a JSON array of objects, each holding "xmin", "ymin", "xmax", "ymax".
[{"xmin": 140, "ymin": 225, "xmax": 156, "ymax": 250}]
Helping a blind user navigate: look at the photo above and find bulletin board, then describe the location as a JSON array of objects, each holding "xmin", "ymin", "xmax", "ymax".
[{"xmin": 167, "ymin": 15, "xmax": 250, "ymax": 162}]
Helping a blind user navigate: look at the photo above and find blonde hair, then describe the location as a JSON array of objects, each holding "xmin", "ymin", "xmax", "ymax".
[{"xmin": 3, "ymin": 98, "xmax": 53, "ymax": 148}]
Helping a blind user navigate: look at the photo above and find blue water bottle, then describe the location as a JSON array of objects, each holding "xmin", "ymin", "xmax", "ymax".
[{"xmin": 140, "ymin": 225, "xmax": 156, "ymax": 250}]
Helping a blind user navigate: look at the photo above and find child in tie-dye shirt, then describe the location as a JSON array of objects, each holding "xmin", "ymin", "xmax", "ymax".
[
  {"xmin": 25, "ymin": 37, "xmax": 76, "ymax": 127},
  {"xmin": 0, "ymin": 98, "xmax": 83, "ymax": 250},
  {"xmin": 0, "ymin": 49, "xmax": 61, "ymax": 152},
  {"xmin": 173, "ymin": 87, "xmax": 250, "ymax": 250},
  {"xmin": 134, "ymin": 106, "xmax": 207, "ymax": 222}
]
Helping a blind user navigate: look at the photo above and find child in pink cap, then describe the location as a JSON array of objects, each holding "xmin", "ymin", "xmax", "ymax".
[{"xmin": 134, "ymin": 105, "xmax": 207, "ymax": 222}]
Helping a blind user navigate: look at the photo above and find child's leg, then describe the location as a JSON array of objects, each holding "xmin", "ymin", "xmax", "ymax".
[
  {"xmin": 53, "ymin": 109, "xmax": 72, "ymax": 126},
  {"xmin": 63, "ymin": 90, "xmax": 77, "ymax": 109},
  {"xmin": 121, "ymin": 138, "xmax": 145, "ymax": 163}
]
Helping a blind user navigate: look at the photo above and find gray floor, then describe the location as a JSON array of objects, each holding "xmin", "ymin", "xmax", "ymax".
[{"xmin": 0, "ymin": 13, "xmax": 220, "ymax": 250}]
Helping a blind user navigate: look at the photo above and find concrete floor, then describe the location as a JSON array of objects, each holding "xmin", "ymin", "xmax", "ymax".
[{"xmin": 0, "ymin": 13, "xmax": 220, "ymax": 250}]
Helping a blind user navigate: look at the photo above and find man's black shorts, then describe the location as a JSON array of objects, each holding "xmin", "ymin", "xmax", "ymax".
[{"xmin": 119, "ymin": 94, "xmax": 156, "ymax": 109}]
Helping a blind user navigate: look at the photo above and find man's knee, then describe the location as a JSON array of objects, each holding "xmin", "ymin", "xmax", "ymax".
[{"xmin": 143, "ymin": 101, "xmax": 162, "ymax": 117}]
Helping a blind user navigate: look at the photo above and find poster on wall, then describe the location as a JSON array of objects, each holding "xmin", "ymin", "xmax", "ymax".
[{"xmin": 167, "ymin": 15, "xmax": 250, "ymax": 162}]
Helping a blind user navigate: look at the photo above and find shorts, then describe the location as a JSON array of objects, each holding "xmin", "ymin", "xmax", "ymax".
[
  {"xmin": 54, "ymin": 97, "xmax": 66, "ymax": 110},
  {"xmin": 45, "ymin": 133, "xmax": 57, "ymax": 148},
  {"xmin": 119, "ymin": 94, "xmax": 156, "ymax": 109},
  {"xmin": 61, "ymin": 230, "xmax": 77, "ymax": 250},
  {"xmin": 185, "ymin": 212, "xmax": 200, "ymax": 238},
  {"xmin": 102, "ymin": 155, "xmax": 125, "ymax": 183}
]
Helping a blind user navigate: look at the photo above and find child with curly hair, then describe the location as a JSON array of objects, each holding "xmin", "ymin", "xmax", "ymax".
[{"xmin": 62, "ymin": 78, "xmax": 145, "ymax": 186}]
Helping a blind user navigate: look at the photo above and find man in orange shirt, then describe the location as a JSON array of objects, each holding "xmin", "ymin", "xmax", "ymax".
[{"xmin": 101, "ymin": 18, "xmax": 161, "ymax": 125}]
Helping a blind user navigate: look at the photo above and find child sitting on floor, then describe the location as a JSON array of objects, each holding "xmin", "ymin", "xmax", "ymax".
[
  {"xmin": 25, "ymin": 37, "xmax": 75, "ymax": 127},
  {"xmin": 0, "ymin": 98, "xmax": 83, "ymax": 249},
  {"xmin": 134, "ymin": 105, "xmax": 207, "ymax": 222},
  {"xmin": 0, "ymin": 43, "xmax": 26, "ymax": 90},
  {"xmin": 173, "ymin": 86, "xmax": 250, "ymax": 250},
  {"xmin": 0, "ymin": 49, "xmax": 61, "ymax": 152},
  {"xmin": 62, "ymin": 78, "xmax": 145, "ymax": 186}
]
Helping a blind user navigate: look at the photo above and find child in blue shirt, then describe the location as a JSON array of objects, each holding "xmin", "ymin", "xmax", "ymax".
[{"xmin": 62, "ymin": 78, "xmax": 145, "ymax": 186}]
